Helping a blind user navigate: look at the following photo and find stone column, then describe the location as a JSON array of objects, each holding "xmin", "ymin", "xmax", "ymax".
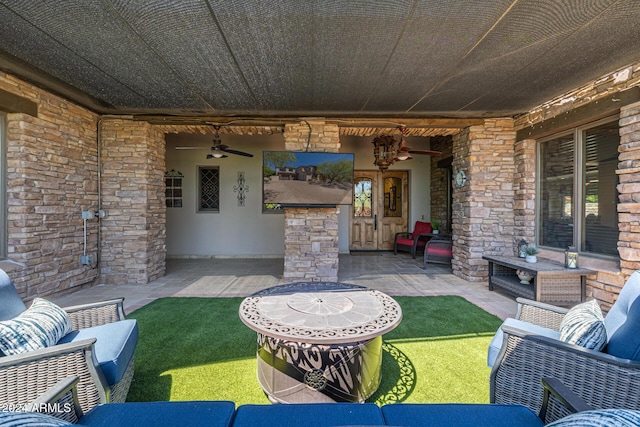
[
  {"xmin": 452, "ymin": 119, "xmax": 516, "ymax": 281},
  {"xmin": 513, "ymin": 138, "xmax": 536, "ymax": 249},
  {"xmin": 99, "ymin": 119, "xmax": 166, "ymax": 284},
  {"xmin": 282, "ymin": 120, "xmax": 341, "ymax": 281},
  {"xmin": 618, "ymin": 101, "xmax": 640, "ymax": 277}
]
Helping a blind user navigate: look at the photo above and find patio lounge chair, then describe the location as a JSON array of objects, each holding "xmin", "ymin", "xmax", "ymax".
[
  {"xmin": 423, "ymin": 236, "xmax": 453, "ymax": 268},
  {"xmin": 0, "ymin": 269, "xmax": 138, "ymax": 414},
  {"xmin": 3, "ymin": 375, "xmax": 640, "ymax": 427},
  {"xmin": 488, "ymin": 270, "xmax": 640, "ymax": 422},
  {"xmin": 394, "ymin": 220, "xmax": 432, "ymax": 258}
]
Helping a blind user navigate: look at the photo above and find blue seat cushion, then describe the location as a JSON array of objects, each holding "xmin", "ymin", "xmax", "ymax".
[
  {"xmin": 78, "ymin": 401, "xmax": 235, "ymax": 427},
  {"xmin": 58, "ymin": 319, "xmax": 138, "ymax": 386},
  {"xmin": 604, "ymin": 270, "xmax": 640, "ymax": 338},
  {"xmin": 606, "ymin": 296, "xmax": 640, "ymax": 360},
  {"xmin": 232, "ymin": 403, "xmax": 384, "ymax": 427},
  {"xmin": 487, "ymin": 318, "xmax": 559, "ymax": 367},
  {"xmin": 381, "ymin": 403, "xmax": 543, "ymax": 427},
  {"xmin": 0, "ymin": 269, "xmax": 27, "ymax": 321}
]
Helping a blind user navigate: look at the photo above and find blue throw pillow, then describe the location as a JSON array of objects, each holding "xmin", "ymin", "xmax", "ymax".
[
  {"xmin": 0, "ymin": 411, "xmax": 72, "ymax": 426},
  {"xmin": 559, "ymin": 299, "xmax": 607, "ymax": 351},
  {"xmin": 607, "ymin": 296, "xmax": 640, "ymax": 360},
  {"xmin": 546, "ymin": 409, "xmax": 640, "ymax": 426},
  {"xmin": 0, "ymin": 298, "xmax": 72, "ymax": 356}
]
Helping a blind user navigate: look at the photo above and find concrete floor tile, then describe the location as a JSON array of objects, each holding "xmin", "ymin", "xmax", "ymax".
[{"xmin": 51, "ymin": 253, "xmax": 518, "ymax": 320}]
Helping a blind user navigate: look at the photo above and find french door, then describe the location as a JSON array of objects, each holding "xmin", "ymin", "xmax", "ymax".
[{"xmin": 350, "ymin": 171, "xmax": 408, "ymax": 251}]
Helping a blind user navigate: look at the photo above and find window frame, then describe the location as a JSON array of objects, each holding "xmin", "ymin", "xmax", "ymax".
[
  {"xmin": 197, "ymin": 165, "xmax": 220, "ymax": 213},
  {"xmin": 535, "ymin": 115, "xmax": 619, "ymax": 259}
]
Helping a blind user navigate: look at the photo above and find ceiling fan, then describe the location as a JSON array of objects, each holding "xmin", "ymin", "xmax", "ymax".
[
  {"xmin": 175, "ymin": 125, "xmax": 253, "ymax": 158},
  {"xmin": 395, "ymin": 127, "xmax": 442, "ymax": 160},
  {"xmin": 373, "ymin": 127, "xmax": 442, "ymax": 171}
]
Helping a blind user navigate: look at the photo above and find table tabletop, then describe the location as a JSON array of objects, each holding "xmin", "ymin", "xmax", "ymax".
[
  {"xmin": 239, "ymin": 282, "xmax": 403, "ymax": 344},
  {"xmin": 482, "ymin": 255, "xmax": 595, "ymax": 275}
]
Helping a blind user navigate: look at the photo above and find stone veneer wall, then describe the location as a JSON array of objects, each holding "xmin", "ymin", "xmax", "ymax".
[
  {"xmin": 99, "ymin": 119, "xmax": 166, "ymax": 284},
  {"xmin": 452, "ymin": 119, "xmax": 516, "ymax": 281},
  {"xmin": 592, "ymin": 100, "xmax": 640, "ymax": 309},
  {"xmin": 1, "ymin": 71, "xmax": 167, "ymax": 292},
  {"xmin": 1, "ymin": 72, "xmax": 100, "ymax": 299},
  {"xmin": 617, "ymin": 101, "xmax": 640, "ymax": 277},
  {"xmin": 282, "ymin": 120, "xmax": 340, "ymax": 281},
  {"xmin": 513, "ymin": 138, "xmax": 536, "ymax": 249},
  {"xmin": 511, "ymin": 59, "xmax": 640, "ymax": 310}
]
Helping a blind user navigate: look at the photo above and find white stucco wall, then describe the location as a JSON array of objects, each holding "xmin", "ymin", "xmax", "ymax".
[{"xmin": 165, "ymin": 132, "xmax": 433, "ymax": 257}]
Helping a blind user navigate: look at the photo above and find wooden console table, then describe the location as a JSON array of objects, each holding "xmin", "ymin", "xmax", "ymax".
[{"xmin": 482, "ymin": 255, "xmax": 594, "ymax": 306}]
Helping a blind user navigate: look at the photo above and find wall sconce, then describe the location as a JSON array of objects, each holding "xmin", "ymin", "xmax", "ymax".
[{"xmin": 565, "ymin": 246, "xmax": 579, "ymax": 269}]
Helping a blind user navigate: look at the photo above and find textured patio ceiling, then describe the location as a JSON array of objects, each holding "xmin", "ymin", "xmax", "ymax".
[{"xmin": 1, "ymin": 0, "xmax": 639, "ymax": 126}]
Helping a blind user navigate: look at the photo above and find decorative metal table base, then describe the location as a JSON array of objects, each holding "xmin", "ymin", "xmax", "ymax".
[
  {"xmin": 239, "ymin": 282, "xmax": 402, "ymax": 404},
  {"xmin": 257, "ymin": 333, "xmax": 382, "ymax": 403}
]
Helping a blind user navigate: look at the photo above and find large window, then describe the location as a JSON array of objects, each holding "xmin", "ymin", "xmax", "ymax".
[{"xmin": 538, "ymin": 118, "xmax": 619, "ymax": 257}]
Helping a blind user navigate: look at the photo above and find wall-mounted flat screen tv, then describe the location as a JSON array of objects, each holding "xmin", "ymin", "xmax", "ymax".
[{"xmin": 263, "ymin": 151, "xmax": 354, "ymax": 206}]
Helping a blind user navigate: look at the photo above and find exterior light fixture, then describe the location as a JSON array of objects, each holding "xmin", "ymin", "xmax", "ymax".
[{"xmin": 372, "ymin": 135, "xmax": 397, "ymax": 172}]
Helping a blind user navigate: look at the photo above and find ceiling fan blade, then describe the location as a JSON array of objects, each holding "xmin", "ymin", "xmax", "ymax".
[
  {"xmin": 408, "ymin": 150, "xmax": 442, "ymax": 156},
  {"xmin": 221, "ymin": 148, "xmax": 254, "ymax": 157},
  {"xmin": 175, "ymin": 146, "xmax": 209, "ymax": 150}
]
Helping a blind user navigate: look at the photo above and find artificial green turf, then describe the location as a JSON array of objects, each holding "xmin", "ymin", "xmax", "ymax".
[{"xmin": 126, "ymin": 295, "xmax": 502, "ymax": 405}]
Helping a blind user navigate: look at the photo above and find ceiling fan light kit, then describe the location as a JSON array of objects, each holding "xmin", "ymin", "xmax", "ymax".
[{"xmin": 209, "ymin": 125, "xmax": 254, "ymax": 159}]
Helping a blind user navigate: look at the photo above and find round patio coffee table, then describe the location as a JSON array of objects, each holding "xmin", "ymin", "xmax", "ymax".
[{"xmin": 238, "ymin": 282, "xmax": 402, "ymax": 403}]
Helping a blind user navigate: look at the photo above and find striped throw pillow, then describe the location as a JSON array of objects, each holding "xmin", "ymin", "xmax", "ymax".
[
  {"xmin": 547, "ymin": 409, "xmax": 640, "ymax": 426},
  {"xmin": 0, "ymin": 411, "xmax": 71, "ymax": 426},
  {"xmin": 0, "ymin": 298, "xmax": 72, "ymax": 356},
  {"xmin": 559, "ymin": 299, "xmax": 607, "ymax": 351}
]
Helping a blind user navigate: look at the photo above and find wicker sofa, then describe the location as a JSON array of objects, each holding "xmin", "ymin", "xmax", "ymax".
[
  {"xmin": 0, "ymin": 269, "xmax": 137, "ymax": 414},
  {"xmin": 488, "ymin": 270, "xmax": 640, "ymax": 422}
]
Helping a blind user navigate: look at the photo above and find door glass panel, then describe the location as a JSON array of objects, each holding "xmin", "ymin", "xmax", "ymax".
[
  {"xmin": 353, "ymin": 177, "xmax": 372, "ymax": 217},
  {"xmin": 384, "ymin": 177, "xmax": 402, "ymax": 217}
]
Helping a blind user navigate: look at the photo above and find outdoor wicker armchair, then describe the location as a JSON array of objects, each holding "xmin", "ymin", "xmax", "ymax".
[
  {"xmin": 0, "ymin": 269, "xmax": 137, "ymax": 414},
  {"xmin": 423, "ymin": 236, "xmax": 453, "ymax": 268},
  {"xmin": 394, "ymin": 221, "xmax": 432, "ymax": 258},
  {"xmin": 489, "ymin": 270, "xmax": 640, "ymax": 423}
]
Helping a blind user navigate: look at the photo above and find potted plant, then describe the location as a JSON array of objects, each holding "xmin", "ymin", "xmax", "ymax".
[
  {"xmin": 431, "ymin": 219, "xmax": 440, "ymax": 235},
  {"xmin": 524, "ymin": 244, "xmax": 539, "ymax": 263}
]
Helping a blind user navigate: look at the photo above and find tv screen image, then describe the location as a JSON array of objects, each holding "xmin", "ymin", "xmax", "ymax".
[{"xmin": 263, "ymin": 151, "xmax": 354, "ymax": 206}]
